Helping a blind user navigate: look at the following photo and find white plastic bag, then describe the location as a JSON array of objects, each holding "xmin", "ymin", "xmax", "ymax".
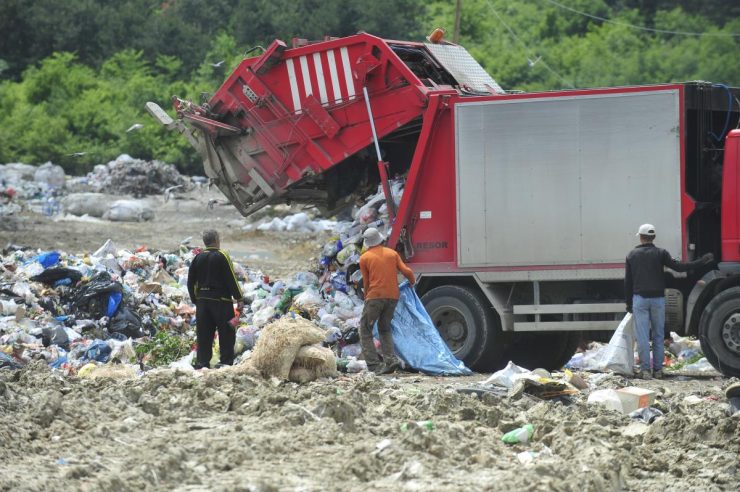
[
  {"xmin": 598, "ymin": 313, "xmax": 635, "ymax": 375},
  {"xmin": 481, "ymin": 361, "xmax": 530, "ymax": 388},
  {"xmin": 294, "ymin": 289, "xmax": 323, "ymax": 310},
  {"xmin": 34, "ymin": 162, "xmax": 66, "ymax": 187},
  {"xmin": 103, "ymin": 200, "xmax": 154, "ymax": 222},
  {"xmin": 62, "ymin": 193, "xmax": 110, "ymax": 217}
]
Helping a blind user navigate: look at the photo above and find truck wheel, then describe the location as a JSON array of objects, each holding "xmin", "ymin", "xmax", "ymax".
[
  {"xmin": 508, "ymin": 332, "xmax": 581, "ymax": 371},
  {"xmin": 421, "ymin": 285, "xmax": 504, "ymax": 371},
  {"xmin": 698, "ymin": 287, "xmax": 740, "ymax": 377}
]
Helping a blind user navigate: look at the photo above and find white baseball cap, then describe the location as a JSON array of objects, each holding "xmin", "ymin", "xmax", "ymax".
[{"xmin": 636, "ymin": 224, "xmax": 656, "ymax": 236}]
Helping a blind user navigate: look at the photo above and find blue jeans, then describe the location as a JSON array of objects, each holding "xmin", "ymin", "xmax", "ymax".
[{"xmin": 633, "ymin": 295, "xmax": 665, "ymax": 372}]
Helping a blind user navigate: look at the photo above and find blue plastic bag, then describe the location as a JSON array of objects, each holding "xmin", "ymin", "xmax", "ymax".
[
  {"xmin": 374, "ymin": 282, "xmax": 472, "ymax": 376},
  {"xmin": 81, "ymin": 340, "xmax": 111, "ymax": 363},
  {"xmin": 107, "ymin": 292, "xmax": 122, "ymax": 317},
  {"xmin": 37, "ymin": 251, "xmax": 61, "ymax": 268}
]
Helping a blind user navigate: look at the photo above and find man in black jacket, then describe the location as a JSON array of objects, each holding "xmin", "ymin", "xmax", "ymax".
[
  {"xmin": 625, "ymin": 224, "xmax": 713, "ymax": 379},
  {"xmin": 188, "ymin": 230, "xmax": 243, "ymax": 369}
]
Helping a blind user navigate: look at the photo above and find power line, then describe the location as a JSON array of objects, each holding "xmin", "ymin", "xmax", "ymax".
[
  {"xmin": 543, "ymin": 0, "xmax": 740, "ymax": 37},
  {"xmin": 484, "ymin": 0, "xmax": 575, "ymax": 88}
]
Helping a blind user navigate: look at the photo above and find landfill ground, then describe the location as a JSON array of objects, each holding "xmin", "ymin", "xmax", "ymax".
[
  {"xmin": 0, "ymin": 362, "xmax": 737, "ymax": 491},
  {"xmin": 2, "ymin": 188, "xmax": 324, "ymax": 279},
  {"xmin": 2, "ymin": 189, "xmax": 739, "ymax": 491}
]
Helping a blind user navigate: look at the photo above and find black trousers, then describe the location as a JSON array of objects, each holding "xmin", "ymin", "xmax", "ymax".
[{"xmin": 196, "ymin": 299, "xmax": 236, "ymax": 368}]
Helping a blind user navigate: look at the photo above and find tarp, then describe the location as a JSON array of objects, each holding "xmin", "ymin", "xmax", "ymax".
[{"xmin": 375, "ymin": 282, "xmax": 472, "ymax": 376}]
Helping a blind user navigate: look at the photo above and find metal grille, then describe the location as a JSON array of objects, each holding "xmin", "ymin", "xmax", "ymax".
[{"xmin": 424, "ymin": 44, "xmax": 505, "ymax": 94}]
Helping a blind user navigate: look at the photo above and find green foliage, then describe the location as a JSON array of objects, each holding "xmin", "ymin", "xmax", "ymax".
[
  {"xmin": 0, "ymin": 0, "xmax": 736, "ymax": 175},
  {"xmin": 134, "ymin": 330, "xmax": 194, "ymax": 367},
  {"xmin": 425, "ymin": 0, "xmax": 739, "ymax": 91}
]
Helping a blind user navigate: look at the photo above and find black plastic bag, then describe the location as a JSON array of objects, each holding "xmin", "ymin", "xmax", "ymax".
[
  {"xmin": 31, "ymin": 267, "xmax": 83, "ymax": 286},
  {"xmin": 41, "ymin": 325, "xmax": 69, "ymax": 350},
  {"xmin": 72, "ymin": 271, "xmax": 123, "ymax": 319},
  {"xmin": 110, "ymin": 306, "xmax": 146, "ymax": 338}
]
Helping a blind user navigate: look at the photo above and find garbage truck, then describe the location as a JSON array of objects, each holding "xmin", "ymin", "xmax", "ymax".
[{"xmin": 147, "ymin": 32, "xmax": 740, "ymax": 376}]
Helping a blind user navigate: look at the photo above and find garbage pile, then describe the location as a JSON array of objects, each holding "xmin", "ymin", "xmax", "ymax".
[
  {"xmin": 2, "ymin": 156, "xmax": 190, "ymax": 223},
  {"xmin": 566, "ymin": 330, "xmax": 718, "ymax": 376},
  {"xmin": 0, "ymin": 177, "xmax": 421, "ymax": 378},
  {"xmin": 316, "ymin": 179, "xmax": 404, "ymax": 294},
  {"xmin": 0, "ymin": 162, "xmax": 66, "ymax": 223},
  {"xmin": 243, "ymin": 211, "xmax": 337, "ymax": 233},
  {"xmin": 83, "ymin": 154, "xmax": 189, "ymax": 196},
  {"xmin": 0, "ymin": 232, "xmax": 368, "ymax": 378}
]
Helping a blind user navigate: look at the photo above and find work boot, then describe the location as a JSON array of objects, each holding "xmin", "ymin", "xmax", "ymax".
[
  {"xmin": 378, "ymin": 360, "xmax": 401, "ymax": 375},
  {"xmin": 653, "ymin": 369, "xmax": 664, "ymax": 379},
  {"xmin": 634, "ymin": 369, "xmax": 652, "ymax": 380}
]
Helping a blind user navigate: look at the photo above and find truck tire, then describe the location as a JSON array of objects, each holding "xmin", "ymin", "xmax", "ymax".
[
  {"xmin": 421, "ymin": 285, "xmax": 505, "ymax": 371},
  {"xmin": 698, "ymin": 287, "xmax": 740, "ymax": 377},
  {"xmin": 508, "ymin": 332, "xmax": 581, "ymax": 371}
]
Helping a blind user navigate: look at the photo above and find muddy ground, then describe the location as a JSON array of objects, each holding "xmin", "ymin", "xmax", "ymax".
[
  {"xmin": 1, "ymin": 191, "xmax": 739, "ymax": 491},
  {"xmin": 0, "ymin": 363, "xmax": 737, "ymax": 491}
]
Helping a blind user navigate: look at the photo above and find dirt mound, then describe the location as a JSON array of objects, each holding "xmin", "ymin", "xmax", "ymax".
[{"xmin": 1, "ymin": 364, "xmax": 737, "ymax": 490}]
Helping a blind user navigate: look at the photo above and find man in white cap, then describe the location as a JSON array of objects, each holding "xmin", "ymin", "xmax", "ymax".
[
  {"xmin": 359, "ymin": 227, "xmax": 416, "ymax": 374},
  {"xmin": 625, "ymin": 224, "xmax": 713, "ymax": 379}
]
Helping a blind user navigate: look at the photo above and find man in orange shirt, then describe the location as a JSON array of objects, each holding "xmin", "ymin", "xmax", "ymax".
[{"xmin": 359, "ymin": 227, "xmax": 416, "ymax": 374}]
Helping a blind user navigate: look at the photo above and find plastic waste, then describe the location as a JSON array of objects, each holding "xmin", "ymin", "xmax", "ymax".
[
  {"xmin": 236, "ymin": 326, "xmax": 260, "ymax": 351},
  {"xmin": 92, "ymin": 239, "xmax": 118, "ymax": 258},
  {"xmin": 0, "ymin": 300, "xmax": 19, "ymax": 316},
  {"xmin": 324, "ymin": 327, "xmax": 342, "ymax": 344},
  {"xmin": 336, "ymin": 244, "xmax": 359, "ymax": 265},
  {"xmin": 81, "ymin": 340, "xmax": 112, "ymax": 363},
  {"xmin": 596, "ymin": 313, "xmax": 635, "ymax": 375},
  {"xmin": 346, "ymin": 358, "xmax": 367, "ymax": 373},
  {"xmin": 31, "ymin": 267, "xmax": 83, "ymax": 286},
  {"xmin": 374, "ymin": 282, "xmax": 471, "ymax": 376},
  {"xmin": 482, "ymin": 361, "xmax": 530, "ymax": 388},
  {"xmin": 252, "ymin": 306, "xmax": 276, "ymax": 327},
  {"xmin": 169, "ymin": 351, "xmax": 196, "ymax": 371},
  {"xmin": 502, "ymin": 424, "xmax": 534, "ymax": 444},
  {"xmin": 107, "ymin": 292, "xmax": 122, "ymax": 317},
  {"xmin": 37, "ymin": 251, "xmax": 61, "ymax": 268},
  {"xmin": 330, "ymin": 272, "xmax": 349, "ymax": 293},
  {"xmin": 587, "ymin": 389, "xmax": 623, "ymax": 412},
  {"xmin": 33, "ymin": 162, "xmax": 66, "ymax": 187},
  {"xmin": 61, "ymin": 193, "xmax": 110, "ymax": 218},
  {"xmin": 41, "ymin": 326, "xmax": 69, "ymax": 349},
  {"xmin": 629, "ymin": 406, "xmax": 664, "ymax": 424},
  {"xmin": 332, "ymin": 291, "xmax": 355, "ymax": 311},
  {"xmin": 682, "ymin": 357, "xmax": 715, "ymax": 372},
  {"xmin": 0, "ymin": 352, "xmax": 22, "ymax": 369},
  {"xmin": 293, "ymin": 271, "xmax": 319, "ymax": 286},
  {"xmin": 108, "ymin": 307, "xmax": 145, "ymax": 338},
  {"xmin": 103, "ymin": 200, "xmax": 154, "ymax": 222},
  {"xmin": 400, "ymin": 420, "xmax": 434, "ymax": 432}
]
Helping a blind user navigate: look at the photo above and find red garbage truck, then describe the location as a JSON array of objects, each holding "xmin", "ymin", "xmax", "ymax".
[{"xmin": 148, "ymin": 32, "xmax": 740, "ymax": 376}]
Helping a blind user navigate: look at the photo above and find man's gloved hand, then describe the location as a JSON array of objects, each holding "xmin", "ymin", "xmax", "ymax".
[
  {"xmin": 701, "ymin": 252, "xmax": 715, "ymax": 264},
  {"xmin": 236, "ymin": 301, "xmax": 245, "ymax": 312}
]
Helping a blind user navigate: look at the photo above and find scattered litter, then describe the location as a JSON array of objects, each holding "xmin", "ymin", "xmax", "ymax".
[
  {"xmin": 86, "ymin": 155, "xmax": 189, "ymax": 196},
  {"xmin": 502, "ymin": 424, "xmax": 534, "ymax": 444},
  {"xmin": 629, "ymin": 406, "xmax": 664, "ymax": 424}
]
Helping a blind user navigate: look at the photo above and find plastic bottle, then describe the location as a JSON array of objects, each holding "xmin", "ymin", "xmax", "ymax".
[
  {"xmin": 400, "ymin": 420, "xmax": 435, "ymax": 432},
  {"xmin": 501, "ymin": 424, "xmax": 534, "ymax": 444}
]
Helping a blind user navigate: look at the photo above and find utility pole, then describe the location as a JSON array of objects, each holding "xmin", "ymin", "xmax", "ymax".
[{"xmin": 453, "ymin": 0, "xmax": 462, "ymax": 43}]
